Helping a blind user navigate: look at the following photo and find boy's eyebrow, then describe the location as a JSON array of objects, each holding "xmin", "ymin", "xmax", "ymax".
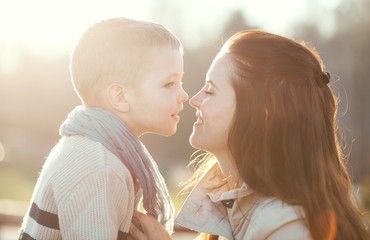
[{"xmin": 165, "ymin": 72, "xmax": 184, "ymax": 80}]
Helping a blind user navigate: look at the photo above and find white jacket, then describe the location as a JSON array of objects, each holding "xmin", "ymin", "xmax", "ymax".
[{"xmin": 176, "ymin": 164, "xmax": 313, "ymax": 240}]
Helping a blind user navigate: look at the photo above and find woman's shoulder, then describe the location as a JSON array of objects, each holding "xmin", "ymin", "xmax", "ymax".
[
  {"xmin": 246, "ymin": 197, "xmax": 311, "ymax": 239},
  {"xmin": 254, "ymin": 197, "xmax": 305, "ymax": 221}
]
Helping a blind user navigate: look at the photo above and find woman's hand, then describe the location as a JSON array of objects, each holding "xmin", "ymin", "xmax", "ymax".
[{"xmin": 129, "ymin": 211, "xmax": 172, "ymax": 240}]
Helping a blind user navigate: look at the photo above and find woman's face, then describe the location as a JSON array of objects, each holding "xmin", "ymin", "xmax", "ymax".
[{"xmin": 189, "ymin": 53, "xmax": 236, "ymax": 156}]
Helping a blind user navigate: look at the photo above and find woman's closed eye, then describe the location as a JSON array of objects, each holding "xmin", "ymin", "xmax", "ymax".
[{"xmin": 204, "ymin": 90, "xmax": 214, "ymax": 95}]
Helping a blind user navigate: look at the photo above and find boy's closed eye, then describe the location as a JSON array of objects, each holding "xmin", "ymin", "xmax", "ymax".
[
  {"xmin": 164, "ymin": 82, "xmax": 175, "ymax": 88},
  {"xmin": 163, "ymin": 80, "xmax": 184, "ymax": 88}
]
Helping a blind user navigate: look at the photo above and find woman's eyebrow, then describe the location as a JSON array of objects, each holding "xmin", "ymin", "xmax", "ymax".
[{"xmin": 206, "ymin": 80, "xmax": 218, "ymax": 89}]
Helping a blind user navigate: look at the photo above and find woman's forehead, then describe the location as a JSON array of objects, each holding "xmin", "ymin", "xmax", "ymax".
[{"xmin": 206, "ymin": 53, "xmax": 233, "ymax": 83}]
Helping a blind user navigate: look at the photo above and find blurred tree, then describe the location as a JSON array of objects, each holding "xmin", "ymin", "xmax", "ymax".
[
  {"xmin": 297, "ymin": 0, "xmax": 370, "ymax": 183},
  {"xmin": 348, "ymin": 0, "xmax": 370, "ymax": 182}
]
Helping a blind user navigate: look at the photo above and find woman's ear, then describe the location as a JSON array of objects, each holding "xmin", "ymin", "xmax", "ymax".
[{"xmin": 107, "ymin": 84, "xmax": 130, "ymax": 113}]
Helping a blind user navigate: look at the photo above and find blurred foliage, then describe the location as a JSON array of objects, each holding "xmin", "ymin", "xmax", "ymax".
[{"xmin": 0, "ymin": 164, "xmax": 35, "ymax": 201}]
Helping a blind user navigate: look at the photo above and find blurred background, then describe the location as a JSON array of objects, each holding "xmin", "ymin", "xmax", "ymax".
[{"xmin": 0, "ymin": 0, "xmax": 369, "ymax": 238}]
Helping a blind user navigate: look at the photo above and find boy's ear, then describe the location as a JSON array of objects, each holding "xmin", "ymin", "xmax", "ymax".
[{"xmin": 107, "ymin": 84, "xmax": 130, "ymax": 113}]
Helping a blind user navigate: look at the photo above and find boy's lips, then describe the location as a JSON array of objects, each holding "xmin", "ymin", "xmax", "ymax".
[
  {"xmin": 171, "ymin": 114, "xmax": 180, "ymax": 121},
  {"xmin": 171, "ymin": 107, "xmax": 183, "ymax": 120}
]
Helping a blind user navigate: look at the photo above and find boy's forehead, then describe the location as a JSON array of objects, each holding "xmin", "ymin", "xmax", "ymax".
[
  {"xmin": 146, "ymin": 44, "xmax": 182, "ymax": 57},
  {"xmin": 134, "ymin": 47, "xmax": 183, "ymax": 85},
  {"xmin": 146, "ymin": 45, "xmax": 183, "ymax": 66}
]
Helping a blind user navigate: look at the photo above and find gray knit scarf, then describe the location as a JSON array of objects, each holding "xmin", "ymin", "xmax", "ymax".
[{"xmin": 59, "ymin": 105, "xmax": 174, "ymax": 232}]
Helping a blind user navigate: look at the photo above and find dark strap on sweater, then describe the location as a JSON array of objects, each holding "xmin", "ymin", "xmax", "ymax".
[{"xmin": 19, "ymin": 202, "xmax": 128, "ymax": 240}]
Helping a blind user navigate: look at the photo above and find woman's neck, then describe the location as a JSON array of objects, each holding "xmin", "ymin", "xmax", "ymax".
[{"xmin": 214, "ymin": 150, "xmax": 242, "ymax": 189}]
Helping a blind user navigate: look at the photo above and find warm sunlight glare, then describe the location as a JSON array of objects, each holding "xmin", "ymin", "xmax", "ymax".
[
  {"xmin": 240, "ymin": 0, "xmax": 307, "ymax": 34},
  {"xmin": 240, "ymin": 0, "xmax": 342, "ymax": 37},
  {"xmin": 0, "ymin": 0, "xmax": 343, "ymax": 52},
  {"xmin": 0, "ymin": 43, "xmax": 21, "ymax": 75},
  {"xmin": 0, "ymin": 0, "xmax": 150, "ymax": 51}
]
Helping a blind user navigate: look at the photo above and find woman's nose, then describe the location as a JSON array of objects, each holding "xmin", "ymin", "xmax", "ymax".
[{"xmin": 189, "ymin": 91, "xmax": 201, "ymax": 108}]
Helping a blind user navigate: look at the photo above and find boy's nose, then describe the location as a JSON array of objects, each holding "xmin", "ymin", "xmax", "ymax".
[{"xmin": 179, "ymin": 87, "xmax": 189, "ymax": 103}]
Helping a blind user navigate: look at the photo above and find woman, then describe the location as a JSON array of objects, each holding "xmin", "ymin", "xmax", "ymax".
[{"xmin": 129, "ymin": 30, "xmax": 369, "ymax": 239}]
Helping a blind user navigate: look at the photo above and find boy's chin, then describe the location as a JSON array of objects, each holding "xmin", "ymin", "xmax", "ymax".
[{"xmin": 157, "ymin": 127, "xmax": 177, "ymax": 137}]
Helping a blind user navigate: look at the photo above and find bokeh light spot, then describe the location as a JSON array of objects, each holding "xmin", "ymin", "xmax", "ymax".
[{"xmin": 0, "ymin": 142, "xmax": 5, "ymax": 162}]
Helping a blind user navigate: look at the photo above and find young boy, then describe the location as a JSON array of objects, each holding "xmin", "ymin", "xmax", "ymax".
[{"xmin": 18, "ymin": 18, "xmax": 188, "ymax": 240}]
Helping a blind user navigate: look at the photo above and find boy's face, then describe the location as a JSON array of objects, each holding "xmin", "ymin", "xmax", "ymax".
[{"xmin": 125, "ymin": 46, "xmax": 188, "ymax": 137}]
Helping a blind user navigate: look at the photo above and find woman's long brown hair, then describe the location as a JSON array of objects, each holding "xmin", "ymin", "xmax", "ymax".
[{"xmin": 222, "ymin": 30, "xmax": 369, "ymax": 239}]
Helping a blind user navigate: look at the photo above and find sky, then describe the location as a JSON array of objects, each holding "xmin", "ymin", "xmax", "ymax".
[
  {"xmin": 0, "ymin": 0, "xmax": 343, "ymax": 51},
  {"xmin": 0, "ymin": 0, "xmax": 150, "ymax": 51},
  {"xmin": 0, "ymin": 0, "xmax": 344, "ymax": 76}
]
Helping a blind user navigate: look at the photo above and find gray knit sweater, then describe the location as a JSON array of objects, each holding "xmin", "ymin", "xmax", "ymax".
[{"xmin": 18, "ymin": 135, "xmax": 139, "ymax": 240}]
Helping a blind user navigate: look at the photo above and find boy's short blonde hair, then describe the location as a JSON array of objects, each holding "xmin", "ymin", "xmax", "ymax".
[{"xmin": 70, "ymin": 18, "xmax": 182, "ymax": 103}]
